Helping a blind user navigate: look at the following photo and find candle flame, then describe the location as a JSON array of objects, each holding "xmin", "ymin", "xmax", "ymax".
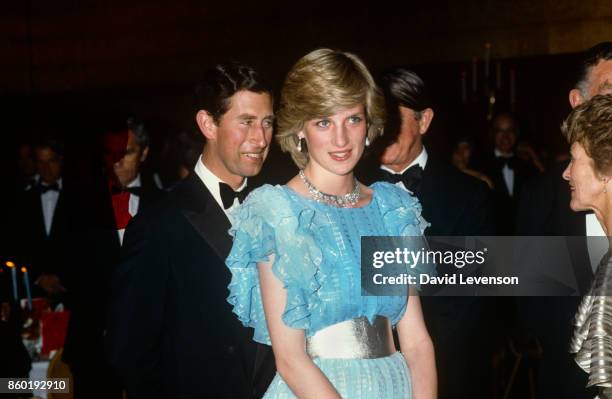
[
  {"xmin": 5, "ymin": 261, "xmax": 15, "ymax": 268},
  {"xmin": 21, "ymin": 267, "xmax": 27, "ymax": 273}
]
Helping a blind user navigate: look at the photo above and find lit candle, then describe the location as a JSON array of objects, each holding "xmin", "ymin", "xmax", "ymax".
[
  {"xmin": 21, "ymin": 267, "xmax": 32, "ymax": 311},
  {"xmin": 496, "ymin": 62, "xmax": 502, "ymax": 89},
  {"xmin": 472, "ymin": 58, "xmax": 478, "ymax": 93},
  {"xmin": 461, "ymin": 71, "xmax": 467, "ymax": 104},
  {"xmin": 484, "ymin": 43, "xmax": 491, "ymax": 80},
  {"xmin": 5, "ymin": 261, "xmax": 18, "ymax": 302}
]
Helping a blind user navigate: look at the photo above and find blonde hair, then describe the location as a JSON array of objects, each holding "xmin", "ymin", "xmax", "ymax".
[
  {"xmin": 276, "ymin": 48, "xmax": 385, "ymax": 168},
  {"xmin": 562, "ymin": 94, "xmax": 612, "ymax": 176}
]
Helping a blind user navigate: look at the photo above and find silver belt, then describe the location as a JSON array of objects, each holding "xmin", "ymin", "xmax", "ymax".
[{"xmin": 305, "ymin": 316, "xmax": 396, "ymax": 359}]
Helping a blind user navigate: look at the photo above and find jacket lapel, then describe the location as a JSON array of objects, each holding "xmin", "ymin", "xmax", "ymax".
[{"xmin": 178, "ymin": 174, "xmax": 232, "ymax": 262}]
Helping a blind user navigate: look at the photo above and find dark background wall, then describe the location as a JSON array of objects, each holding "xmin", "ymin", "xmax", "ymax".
[{"xmin": 2, "ymin": 0, "xmax": 611, "ymax": 181}]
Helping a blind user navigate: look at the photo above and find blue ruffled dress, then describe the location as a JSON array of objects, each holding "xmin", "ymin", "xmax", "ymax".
[{"xmin": 226, "ymin": 182, "xmax": 430, "ymax": 398}]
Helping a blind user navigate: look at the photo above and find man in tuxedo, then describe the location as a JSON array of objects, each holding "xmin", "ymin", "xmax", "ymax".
[
  {"xmin": 516, "ymin": 41, "xmax": 612, "ymax": 399},
  {"xmin": 105, "ymin": 63, "xmax": 275, "ymax": 399},
  {"xmin": 62, "ymin": 117, "xmax": 163, "ymax": 399},
  {"xmin": 480, "ymin": 113, "xmax": 538, "ymax": 234},
  {"xmin": 359, "ymin": 68, "xmax": 495, "ymax": 398},
  {"xmin": 10, "ymin": 136, "xmax": 80, "ymax": 300}
]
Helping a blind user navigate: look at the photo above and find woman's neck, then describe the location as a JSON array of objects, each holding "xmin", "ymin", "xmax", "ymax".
[{"xmin": 302, "ymin": 164, "xmax": 355, "ymax": 196}]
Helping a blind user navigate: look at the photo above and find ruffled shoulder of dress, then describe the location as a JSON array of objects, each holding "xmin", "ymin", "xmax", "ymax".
[
  {"xmin": 226, "ymin": 184, "xmax": 324, "ymax": 344},
  {"xmin": 370, "ymin": 181, "xmax": 430, "ymax": 236}
]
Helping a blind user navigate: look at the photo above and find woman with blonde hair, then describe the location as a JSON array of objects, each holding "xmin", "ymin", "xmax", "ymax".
[
  {"xmin": 565, "ymin": 94, "xmax": 612, "ymax": 399},
  {"xmin": 226, "ymin": 48, "xmax": 436, "ymax": 398}
]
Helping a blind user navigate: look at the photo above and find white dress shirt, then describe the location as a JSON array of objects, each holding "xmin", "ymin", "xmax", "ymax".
[
  {"xmin": 117, "ymin": 174, "xmax": 142, "ymax": 245},
  {"xmin": 495, "ymin": 149, "xmax": 515, "ymax": 196},
  {"xmin": 39, "ymin": 178, "xmax": 63, "ymax": 236},
  {"xmin": 194, "ymin": 155, "xmax": 247, "ymax": 220},
  {"xmin": 586, "ymin": 213, "xmax": 607, "ymax": 272},
  {"xmin": 380, "ymin": 147, "xmax": 428, "ymax": 193}
]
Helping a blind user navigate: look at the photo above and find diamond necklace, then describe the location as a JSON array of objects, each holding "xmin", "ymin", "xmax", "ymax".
[{"xmin": 298, "ymin": 169, "xmax": 361, "ymax": 208}]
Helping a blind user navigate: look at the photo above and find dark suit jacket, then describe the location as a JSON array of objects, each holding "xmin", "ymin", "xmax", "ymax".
[
  {"xmin": 359, "ymin": 154, "xmax": 496, "ymax": 398},
  {"xmin": 62, "ymin": 175, "xmax": 164, "ymax": 374},
  {"xmin": 11, "ymin": 179, "xmax": 76, "ymax": 282},
  {"xmin": 516, "ymin": 161, "xmax": 595, "ymax": 399},
  {"xmin": 105, "ymin": 173, "xmax": 260, "ymax": 399},
  {"xmin": 480, "ymin": 154, "xmax": 538, "ymax": 234},
  {"xmin": 359, "ymin": 155, "xmax": 494, "ymax": 236}
]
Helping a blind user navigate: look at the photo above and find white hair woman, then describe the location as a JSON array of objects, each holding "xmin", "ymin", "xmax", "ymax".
[{"xmin": 564, "ymin": 94, "xmax": 612, "ymax": 399}]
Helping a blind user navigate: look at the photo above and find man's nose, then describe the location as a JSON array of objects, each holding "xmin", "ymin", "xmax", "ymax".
[{"xmin": 249, "ymin": 124, "xmax": 269, "ymax": 147}]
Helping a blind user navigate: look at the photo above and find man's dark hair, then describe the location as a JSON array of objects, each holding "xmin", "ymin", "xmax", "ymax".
[
  {"xmin": 103, "ymin": 115, "xmax": 150, "ymax": 149},
  {"xmin": 381, "ymin": 68, "xmax": 432, "ymax": 114},
  {"xmin": 576, "ymin": 42, "xmax": 612, "ymax": 96},
  {"xmin": 194, "ymin": 62, "xmax": 272, "ymax": 123},
  {"xmin": 33, "ymin": 134, "xmax": 64, "ymax": 157},
  {"xmin": 371, "ymin": 68, "xmax": 432, "ymax": 152},
  {"xmin": 127, "ymin": 117, "xmax": 149, "ymax": 148}
]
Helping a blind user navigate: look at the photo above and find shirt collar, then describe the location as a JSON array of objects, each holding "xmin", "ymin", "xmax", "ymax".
[
  {"xmin": 194, "ymin": 155, "xmax": 247, "ymax": 209},
  {"xmin": 494, "ymin": 148, "xmax": 514, "ymax": 158},
  {"xmin": 126, "ymin": 174, "xmax": 141, "ymax": 188},
  {"xmin": 38, "ymin": 176, "xmax": 63, "ymax": 191},
  {"xmin": 380, "ymin": 146, "xmax": 428, "ymax": 175}
]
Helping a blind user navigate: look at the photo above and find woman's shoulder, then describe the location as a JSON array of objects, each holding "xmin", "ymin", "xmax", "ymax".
[
  {"xmin": 370, "ymin": 181, "xmax": 420, "ymax": 207},
  {"xmin": 230, "ymin": 184, "xmax": 295, "ymax": 227},
  {"xmin": 369, "ymin": 181, "xmax": 429, "ymax": 235},
  {"xmin": 244, "ymin": 183, "xmax": 287, "ymax": 203}
]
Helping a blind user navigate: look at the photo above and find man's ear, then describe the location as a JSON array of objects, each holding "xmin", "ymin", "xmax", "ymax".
[
  {"xmin": 569, "ymin": 89, "xmax": 584, "ymax": 109},
  {"xmin": 140, "ymin": 146, "xmax": 149, "ymax": 163},
  {"xmin": 418, "ymin": 108, "xmax": 434, "ymax": 135},
  {"xmin": 196, "ymin": 110, "xmax": 217, "ymax": 141}
]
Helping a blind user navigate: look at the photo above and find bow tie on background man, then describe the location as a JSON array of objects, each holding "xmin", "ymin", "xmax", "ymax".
[
  {"xmin": 110, "ymin": 185, "xmax": 142, "ymax": 196},
  {"xmin": 382, "ymin": 164, "xmax": 424, "ymax": 194},
  {"xmin": 219, "ymin": 182, "xmax": 249, "ymax": 209},
  {"xmin": 37, "ymin": 183, "xmax": 60, "ymax": 194},
  {"xmin": 495, "ymin": 154, "xmax": 516, "ymax": 170}
]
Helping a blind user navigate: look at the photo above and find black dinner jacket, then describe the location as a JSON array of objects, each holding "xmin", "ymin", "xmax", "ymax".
[
  {"xmin": 359, "ymin": 155, "xmax": 495, "ymax": 237},
  {"xmin": 105, "ymin": 173, "xmax": 259, "ymax": 399},
  {"xmin": 10, "ymin": 178, "xmax": 84, "ymax": 287},
  {"xmin": 61, "ymin": 174, "xmax": 164, "ymax": 371},
  {"xmin": 480, "ymin": 153, "xmax": 538, "ymax": 234}
]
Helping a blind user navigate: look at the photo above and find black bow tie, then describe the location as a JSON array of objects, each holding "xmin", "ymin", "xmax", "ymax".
[
  {"xmin": 37, "ymin": 183, "xmax": 60, "ymax": 194},
  {"xmin": 219, "ymin": 182, "xmax": 248, "ymax": 209},
  {"xmin": 110, "ymin": 185, "xmax": 142, "ymax": 196},
  {"xmin": 495, "ymin": 155, "xmax": 516, "ymax": 170},
  {"xmin": 382, "ymin": 165, "xmax": 424, "ymax": 194}
]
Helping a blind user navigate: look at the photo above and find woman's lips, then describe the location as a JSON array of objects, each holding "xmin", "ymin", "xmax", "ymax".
[{"xmin": 329, "ymin": 149, "xmax": 351, "ymax": 162}]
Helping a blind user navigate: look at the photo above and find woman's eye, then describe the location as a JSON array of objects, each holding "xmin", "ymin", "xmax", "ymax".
[
  {"xmin": 348, "ymin": 115, "xmax": 363, "ymax": 124},
  {"xmin": 316, "ymin": 119, "xmax": 330, "ymax": 128}
]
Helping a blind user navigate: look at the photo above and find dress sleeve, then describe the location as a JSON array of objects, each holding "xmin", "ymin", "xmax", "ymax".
[
  {"xmin": 372, "ymin": 182, "xmax": 435, "ymax": 291},
  {"xmin": 226, "ymin": 185, "xmax": 324, "ymax": 344}
]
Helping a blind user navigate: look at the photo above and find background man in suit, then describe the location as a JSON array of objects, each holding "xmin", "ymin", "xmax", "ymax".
[
  {"xmin": 62, "ymin": 116, "xmax": 163, "ymax": 399},
  {"xmin": 480, "ymin": 112, "xmax": 539, "ymax": 234},
  {"xmin": 359, "ymin": 67, "xmax": 495, "ymax": 398},
  {"xmin": 10, "ymin": 136, "xmax": 79, "ymax": 301},
  {"xmin": 516, "ymin": 41, "xmax": 612, "ymax": 399},
  {"xmin": 105, "ymin": 63, "xmax": 275, "ymax": 399}
]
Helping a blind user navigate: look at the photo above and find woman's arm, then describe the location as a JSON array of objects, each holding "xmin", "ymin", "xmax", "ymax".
[
  {"xmin": 397, "ymin": 287, "xmax": 437, "ymax": 399},
  {"xmin": 258, "ymin": 254, "xmax": 341, "ymax": 399}
]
